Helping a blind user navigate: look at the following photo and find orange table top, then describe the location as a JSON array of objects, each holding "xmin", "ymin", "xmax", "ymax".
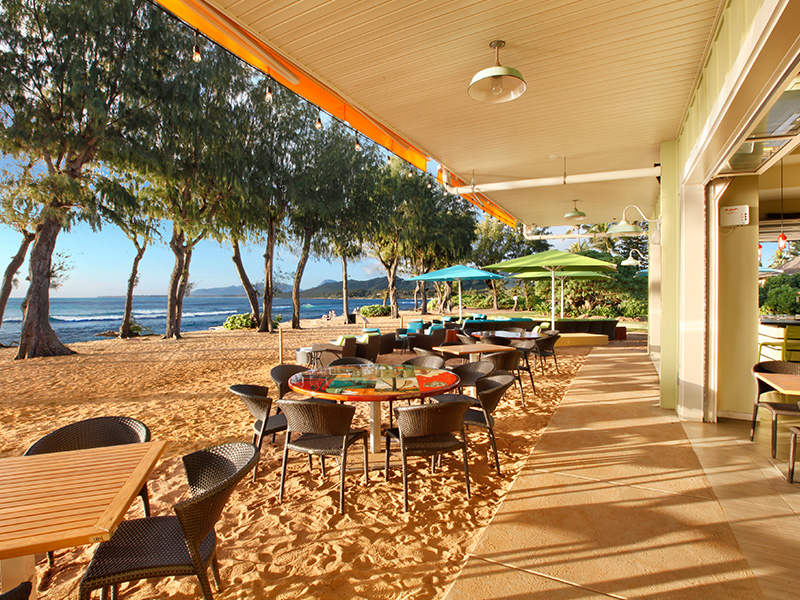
[
  {"xmin": 288, "ymin": 364, "xmax": 460, "ymax": 402},
  {"xmin": 754, "ymin": 372, "xmax": 800, "ymax": 396},
  {"xmin": 0, "ymin": 441, "xmax": 167, "ymax": 560},
  {"xmin": 432, "ymin": 343, "xmax": 515, "ymax": 356}
]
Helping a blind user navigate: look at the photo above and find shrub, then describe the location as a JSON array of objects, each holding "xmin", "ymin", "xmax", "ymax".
[
  {"xmin": 127, "ymin": 318, "xmax": 151, "ymax": 336},
  {"xmin": 223, "ymin": 313, "xmax": 257, "ymax": 330},
  {"xmin": 359, "ymin": 304, "xmax": 391, "ymax": 317},
  {"xmin": 619, "ymin": 299, "xmax": 648, "ymax": 318}
]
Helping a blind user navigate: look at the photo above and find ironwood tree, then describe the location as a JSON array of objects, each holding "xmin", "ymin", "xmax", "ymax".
[{"xmin": 0, "ymin": 0, "xmax": 174, "ymax": 357}]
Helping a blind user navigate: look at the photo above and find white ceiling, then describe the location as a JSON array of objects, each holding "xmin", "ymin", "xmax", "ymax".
[{"xmin": 209, "ymin": 0, "xmax": 725, "ymax": 226}]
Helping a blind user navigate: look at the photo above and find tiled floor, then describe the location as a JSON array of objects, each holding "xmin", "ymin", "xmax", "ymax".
[{"xmin": 445, "ymin": 345, "xmax": 800, "ymax": 599}]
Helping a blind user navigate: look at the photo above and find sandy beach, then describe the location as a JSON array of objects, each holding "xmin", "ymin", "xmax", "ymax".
[{"xmin": 0, "ymin": 314, "xmax": 591, "ymax": 599}]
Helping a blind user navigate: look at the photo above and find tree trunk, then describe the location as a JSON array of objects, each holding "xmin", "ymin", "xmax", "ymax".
[
  {"xmin": 0, "ymin": 229, "xmax": 34, "ymax": 331},
  {"xmin": 120, "ymin": 240, "xmax": 146, "ymax": 339},
  {"xmin": 175, "ymin": 248, "xmax": 193, "ymax": 335},
  {"xmin": 442, "ymin": 282, "xmax": 452, "ymax": 314},
  {"xmin": 341, "ymin": 256, "xmax": 350, "ymax": 324},
  {"xmin": 259, "ymin": 218, "xmax": 277, "ymax": 333},
  {"xmin": 386, "ymin": 259, "xmax": 400, "ymax": 318},
  {"xmin": 165, "ymin": 226, "xmax": 186, "ymax": 339},
  {"xmin": 420, "ymin": 282, "xmax": 428, "ymax": 315},
  {"xmin": 291, "ymin": 228, "xmax": 312, "ymax": 329},
  {"xmin": 489, "ymin": 280, "xmax": 499, "ymax": 309},
  {"xmin": 522, "ymin": 280, "xmax": 531, "ymax": 310},
  {"xmin": 232, "ymin": 239, "xmax": 260, "ymax": 322},
  {"xmin": 413, "ymin": 282, "xmax": 419, "ymax": 311},
  {"xmin": 16, "ymin": 216, "xmax": 74, "ymax": 358}
]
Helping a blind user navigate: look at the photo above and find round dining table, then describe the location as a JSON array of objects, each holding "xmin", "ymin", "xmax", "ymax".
[{"xmin": 288, "ymin": 364, "xmax": 460, "ymax": 452}]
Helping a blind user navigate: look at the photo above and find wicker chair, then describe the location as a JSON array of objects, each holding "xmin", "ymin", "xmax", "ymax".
[
  {"xmin": 329, "ymin": 356, "xmax": 374, "ymax": 366},
  {"xmin": 456, "ymin": 333, "xmax": 477, "ymax": 345},
  {"xmin": 270, "ymin": 364, "xmax": 309, "ymax": 400},
  {"xmin": 510, "ymin": 339, "xmax": 537, "ymax": 393},
  {"xmin": 318, "ymin": 350, "xmax": 342, "ymax": 367},
  {"xmin": 481, "ymin": 350, "xmax": 527, "ymax": 407},
  {"xmin": 25, "ymin": 416, "xmax": 151, "ymax": 567},
  {"xmin": 532, "ymin": 334, "xmax": 561, "ymax": 374},
  {"xmin": 0, "ymin": 582, "xmax": 32, "ymax": 600},
  {"xmin": 403, "ymin": 355, "xmax": 446, "ymax": 370},
  {"xmin": 355, "ymin": 334, "xmax": 381, "ymax": 362},
  {"xmin": 750, "ymin": 361, "xmax": 800, "ymax": 458},
  {"xmin": 78, "ymin": 442, "xmax": 258, "ymax": 600},
  {"xmin": 384, "ymin": 400, "xmax": 473, "ymax": 512},
  {"xmin": 450, "ymin": 360, "xmax": 496, "ymax": 394},
  {"xmin": 480, "ymin": 335, "xmax": 511, "ymax": 346},
  {"xmin": 277, "ymin": 399, "xmax": 369, "ymax": 515},
  {"xmin": 434, "ymin": 373, "xmax": 515, "ymax": 475},
  {"xmin": 228, "ymin": 385, "xmax": 287, "ymax": 480}
]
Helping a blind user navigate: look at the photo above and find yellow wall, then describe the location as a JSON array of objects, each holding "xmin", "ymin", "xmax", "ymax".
[
  {"xmin": 715, "ymin": 176, "xmax": 760, "ymax": 417},
  {"xmin": 659, "ymin": 142, "xmax": 680, "ymax": 409}
]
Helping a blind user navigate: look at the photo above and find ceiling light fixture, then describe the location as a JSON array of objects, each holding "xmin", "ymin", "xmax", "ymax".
[
  {"xmin": 564, "ymin": 199, "xmax": 587, "ymax": 221},
  {"xmin": 192, "ymin": 31, "xmax": 202, "ymax": 63},
  {"xmin": 608, "ymin": 205, "xmax": 651, "ymax": 235},
  {"xmin": 621, "ymin": 249, "xmax": 647, "ymax": 267},
  {"xmin": 468, "ymin": 40, "xmax": 526, "ymax": 104}
]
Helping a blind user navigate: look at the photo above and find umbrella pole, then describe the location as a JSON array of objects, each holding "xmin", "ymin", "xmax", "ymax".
[
  {"xmin": 551, "ymin": 269, "xmax": 556, "ymax": 326},
  {"xmin": 458, "ymin": 280, "xmax": 463, "ymax": 320},
  {"xmin": 560, "ymin": 278, "xmax": 564, "ymax": 318}
]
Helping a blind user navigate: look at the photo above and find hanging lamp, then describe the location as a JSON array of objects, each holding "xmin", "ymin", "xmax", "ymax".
[
  {"xmin": 778, "ymin": 158, "xmax": 788, "ymax": 251},
  {"xmin": 468, "ymin": 40, "xmax": 526, "ymax": 104},
  {"xmin": 192, "ymin": 31, "xmax": 201, "ymax": 63},
  {"xmin": 564, "ymin": 199, "xmax": 586, "ymax": 221}
]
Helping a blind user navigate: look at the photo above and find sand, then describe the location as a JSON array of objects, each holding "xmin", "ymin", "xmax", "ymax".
[{"xmin": 0, "ymin": 314, "xmax": 590, "ymax": 599}]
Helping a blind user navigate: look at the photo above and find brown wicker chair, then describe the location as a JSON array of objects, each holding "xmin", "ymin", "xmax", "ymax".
[
  {"xmin": 750, "ymin": 361, "xmax": 800, "ymax": 458},
  {"xmin": 378, "ymin": 332, "xmax": 396, "ymax": 355},
  {"xmin": 270, "ymin": 364, "xmax": 309, "ymax": 399},
  {"xmin": 532, "ymin": 334, "xmax": 560, "ymax": 374},
  {"xmin": 481, "ymin": 350, "xmax": 527, "ymax": 407},
  {"xmin": 25, "ymin": 416, "xmax": 151, "ymax": 567},
  {"xmin": 355, "ymin": 334, "xmax": 380, "ymax": 362},
  {"xmin": 277, "ymin": 399, "xmax": 369, "ymax": 515},
  {"xmin": 0, "ymin": 582, "xmax": 32, "ymax": 600},
  {"xmin": 510, "ymin": 339, "xmax": 536, "ymax": 393},
  {"xmin": 318, "ymin": 349, "xmax": 342, "ymax": 367},
  {"xmin": 480, "ymin": 335, "xmax": 511, "ymax": 346},
  {"xmin": 78, "ymin": 442, "xmax": 258, "ymax": 600},
  {"xmin": 384, "ymin": 400, "xmax": 473, "ymax": 512},
  {"xmin": 450, "ymin": 360, "xmax": 496, "ymax": 394},
  {"xmin": 434, "ymin": 373, "xmax": 515, "ymax": 475},
  {"xmin": 228, "ymin": 385, "xmax": 287, "ymax": 480},
  {"xmin": 329, "ymin": 356, "xmax": 373, "ymax": 366},
  {"xmin": 403, "ymin": 355, "xmax": 446, "ymax": 370}
]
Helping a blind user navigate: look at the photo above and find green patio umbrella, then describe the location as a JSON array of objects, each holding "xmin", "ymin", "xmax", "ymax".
[
  {"xmin": 407, "ymin": 265, "xmax": 505, "ymax": 320},
  {"xmin": 484, "ymin": 250, "xmax": 617, "ymax": 325},
  {"xmin": 511, "ymin": 270, "xmax": 611, "ymax": 318}
]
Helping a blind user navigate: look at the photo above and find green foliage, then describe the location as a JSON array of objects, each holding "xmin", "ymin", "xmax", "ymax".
[
  {"xmin": 359, "ymin": 304, "xmax": 391, "ymax": 317},
  {"xmin": 127, "ymin": 318, "xmax": 151, "ymax": 336},
  {"xmin": 619, "ymin": 299, "xmax": 648, "ymax": 318},
  {"xmin": 759, "ymin": 274, "xmax": 800, "ymax": 314},
  {"xmin": 223, "ymin": 313, "xmax": 257, "ymax": 330}
]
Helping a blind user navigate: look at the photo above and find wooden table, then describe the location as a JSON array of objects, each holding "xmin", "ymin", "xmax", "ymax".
[
  {"xmin": 0, "ymin": 441, "xmax": 167, "ymax": 594},
  {"xmin": 432, "ymin": 343, "xmax": 516, "ymax": 362},
  {"xmin": 753, "ymin": 371, "xmax": 800, "ymax": 395},
  {"xmin": 288, "ymin": 365, "xmax": 460, "ymax": 452}
]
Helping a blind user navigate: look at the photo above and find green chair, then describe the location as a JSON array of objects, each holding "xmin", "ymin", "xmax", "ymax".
[{"xmin": 758, "ymin": 325, "xmax": 800, "ymax": 361}]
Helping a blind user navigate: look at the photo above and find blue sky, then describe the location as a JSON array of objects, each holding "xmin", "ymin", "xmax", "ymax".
[{"xmin": 0, "ymin": 220, "xmax": 385, "ymax": 298}]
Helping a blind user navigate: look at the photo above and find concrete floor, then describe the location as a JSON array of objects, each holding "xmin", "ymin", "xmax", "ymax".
[{"xmin": 445, "ymin": 345, "xmax": 800, "ymax": 599}]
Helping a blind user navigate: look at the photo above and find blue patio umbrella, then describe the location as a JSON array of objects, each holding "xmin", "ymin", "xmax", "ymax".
[{"xmin": 407, "ymin": 265, "xmax": 505, "ymax": 319}]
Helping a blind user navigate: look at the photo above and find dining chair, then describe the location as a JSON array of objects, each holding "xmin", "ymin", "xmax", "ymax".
[
  {"xmin": 510, "ymin": 339, "xmax": 536, "ymax": 393},
  {"xmin": 318, "ymin": 349, "xmax": 342, "ymax": 367},
  {"xmin": 758, "ymin": 325, "xmax": 800, "ymax": 360},
  {"xmin": 456, "ymin": 333, "xmax": 477, "ymax": 345},
  {"xmin": 25, "ymin": 416, "xmax": 152, "ymax": 567},
  {"xmin": 449, "ymin": 360, "xmax": 496, "ymax": 395},
  {"xmin": 228, "ymin": 384, "xmax": 287, "ymax": 480},
  {"xmin": 403, "ymin": 355, "xmax": 446, "ymax": 369},
  {"xmin": 480, "ymin": 335, "xmax": 511, "ymax": 346},
  {"xmin": 329, "ymin": 356, "xmax": 374, "ymax": 366},
  {"xmin": 384, "ymin": 400, "xmax": 473, "ymax": 512},
  {"xmin": 750, "ymin": 360, "xmax": 800, "ymax": 458},
  {"xmin": 78, "ymin": 442, "xmax": 258, "ymax": 600},
  {"xmin": 532, "ymin": 334, "xmax": 561, "ymax": 374},
  {"xmin": 270, "ymin": 364, "xmax": 309, "ymax": 400},
  {"xmin": 434, "ymin": 373, "xmax": 516, "ymax": 475},
  {"xmin": 481, "ymin": 350, "xmax": 527, "ymax": 407},
  {"xmin": 0, "ymin": 582, "xmax": 32, "ymax": 600},
  {"xmin": 277, "ymin": 399, "xmax": 369, "ymax": 515}
]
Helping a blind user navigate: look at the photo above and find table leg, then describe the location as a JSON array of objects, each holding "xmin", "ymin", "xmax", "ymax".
[
  {"xmin": 368, "ymin": 402, "xmax": 382, "ymax": 453},
  {"xmin": 1, "ymin": 555, "xmax": 36, "ymax": 597}
]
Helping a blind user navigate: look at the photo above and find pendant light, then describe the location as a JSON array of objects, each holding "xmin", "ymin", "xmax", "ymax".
[
  {"xmin": 354, "ymin": 135, "xmax": 362, "ymax": 152},
  {"xmin": 192, "ymin": 31, "xmax": 202, "ymax": 63},
  {"xmin": 314, "ymin": 110, "xmax": 323, "ymax": 130},
  {"xmin": 778, "ymin": 158, "xmax": 788, "ymax": 251},
  {"xmin": 564, "ymin": 199, "xmax": 587, "ymax": 221},
  {"xmin": 468, "ymin": 40, "xmax": 526, "ymax": 104}
]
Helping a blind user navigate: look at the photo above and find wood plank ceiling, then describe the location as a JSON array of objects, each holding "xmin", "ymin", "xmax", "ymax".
[{"xmin": 203, "ymin": 0, "xmax": 724, "ymax": 226}]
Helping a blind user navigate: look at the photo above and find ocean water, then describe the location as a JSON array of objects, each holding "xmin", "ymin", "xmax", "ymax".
[{"xmin": 0, "ymin": 296, "xmax": 414, "ymax": 346}]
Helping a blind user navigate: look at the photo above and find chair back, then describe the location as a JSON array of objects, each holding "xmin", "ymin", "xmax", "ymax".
[
  {"xmin": 482, "ymin": 350, "xmax": 520, "ymax": 371},
  {"xmin": 451, "ymin": 360, "xmax": 495, "ymax": 383},
  {"xmin": 379, "ymin": 332, "xmax": 396, "ymax": 355},
  {"xmin": 480, "ymin": 335, "xmax": 511, "ymax": 346},
  {"xmin": 753, "ymin": 360, "xmax": 800, "ymax": 396},
  {"xmin": 534, "ymin": 334, "xmax": 560, "ymax": 355},
  {"xmin": 270, "ymin": 364, "xmax": 309, "ymax": 399},
  {"xmin": 356, "ymin": 334, "xmax": 381, "ymax": 361},
  {"xmin": 329, "ymin": 356, "xmax": 374, "ymax": 366},
  {"xmin": 476, "ymin": 374, "xmax": 516, "ymax": 414},
  {"xmin": 228, "ymin": 385, "xmax": 271, "ymax": 420},
  {"xmin": 278, "ymin": 399, "xmax": 356, "ymax": 436},
  {"xmin": 25, "ymin": 416, "xmax": 150, "ymax": 456},
  {"xmin": 339, "ymin": 336, "xmax": 357, "ymax": 357},
  {"xmin": 403, "ymin": 355, "xmax": 446, "ymax": 369},
  {"xmin": 456, "ymin": 333, "xmax": 477, "ymax": 345},
  {"xmin": 318, "ymin": 350, "xmax": 341, "ymax": 367},
  {"xmin": 428, "ymin": 328, "xmax": 447, "ymax": 347},
  {"xmin": 395, "ymin": 400, "xmax": 472, "ymax": 438},
  {"xmin": 0, "ymin": 582, "xmax": 32, "ymax": 600},
  {"xmin": 174, "ymin": 442, "xmax": 258, "ymax": 551}
]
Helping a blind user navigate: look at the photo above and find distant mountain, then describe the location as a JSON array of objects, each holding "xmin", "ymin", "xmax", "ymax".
[
  {"xmin": 284, "ymin": 276, "xmax": 416, "ymax": 299},
  {"xmin": 193, "ymin": 282, "xmax": 291, "ymax": 296}
]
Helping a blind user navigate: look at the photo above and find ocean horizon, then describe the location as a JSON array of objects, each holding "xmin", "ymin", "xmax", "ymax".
[{"xmin": 0, "ymin": 296, "xmax": 414, "ymax": 345}]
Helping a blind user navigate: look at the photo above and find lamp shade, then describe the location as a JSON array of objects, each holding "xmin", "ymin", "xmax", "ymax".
[
  {"xmin": 564, "ymin": 200, "xmax": 586, "ymax": 221},
  {"xmin": 621, "ymin": 256, "xmax": 641, "ymax": 266},
  {"xmin": 608, "ymin": 219, "xmax": 644, "ymax": 235},
  {"xmin": 468, "ymin": 66, "xmax": 526, "ymax": 103}
]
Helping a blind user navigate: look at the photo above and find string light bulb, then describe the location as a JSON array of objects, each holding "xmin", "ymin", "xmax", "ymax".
[
  {"xmin": 265, "ymin": 83, "xmax": 273, "ymax": 103},
  {"xmin": 408, "ymin": 170, "xmax": 413, "ymax": 178},
  {"xmin": 354, "ymin": 136, "xmax": 362, "ymax": 151},
  {"xmin": 192, "ymin": 31, "xmax": 201, "ymax": 63},
  {"xmin": 314, "ymin": 112, "xmax": 323, "ymax": 130}
]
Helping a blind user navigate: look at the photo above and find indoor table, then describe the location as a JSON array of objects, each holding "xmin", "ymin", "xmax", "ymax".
[
  {"xmin": 0, "ymin": 441, "xmax": 167, "ymax": 596},
  {"xmin": 288, "ymin": 364, "xmax": 460, "ymax": 452}
]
